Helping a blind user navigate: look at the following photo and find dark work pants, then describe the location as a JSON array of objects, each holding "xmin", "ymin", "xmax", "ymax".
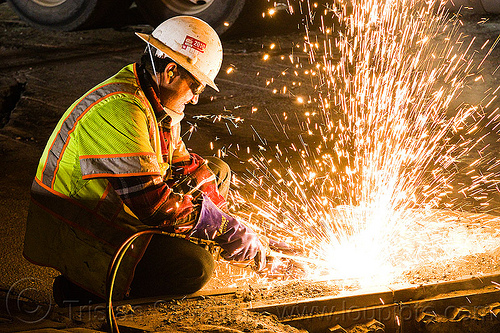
[
  {"xmin": 129, "ymin": 156, "xmax": 231, "ymax": 297},
  {"xmin": 129, "ymin": 236, "xmax": 215, "ymax": 297},
  {"xmin": 54, "ymin": 237, "xmax": 215, "ymax": 304}
]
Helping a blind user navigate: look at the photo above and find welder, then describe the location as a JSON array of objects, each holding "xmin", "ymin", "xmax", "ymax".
[{"xmin": 23, "ymin": 16, "xmax": 266, "ymax": 306}]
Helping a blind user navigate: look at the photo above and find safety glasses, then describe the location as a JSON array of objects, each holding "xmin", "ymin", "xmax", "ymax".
[
  {"xmin": 188, "ymin": 79, "xmax": 205, "ymax": 96},
  {"xmin": 185, "ymin": 74, "xmax": 205, "ymax": 96},
  {"xmin": 179, "ymin": 67, "xmax": 205, "ymax": 96}
]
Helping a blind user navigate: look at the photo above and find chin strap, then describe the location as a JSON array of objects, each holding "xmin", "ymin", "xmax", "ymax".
[{"xmin": 146, "ymin": 43, "xmax": 159, "ymax": 86}]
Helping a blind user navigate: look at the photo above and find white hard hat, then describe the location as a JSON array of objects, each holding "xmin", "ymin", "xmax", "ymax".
[{"xmin": 136, "ymin": 16, "xmax": 223, "ymax": 92}]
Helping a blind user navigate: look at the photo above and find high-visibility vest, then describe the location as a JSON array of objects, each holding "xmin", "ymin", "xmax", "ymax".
[{"xmin": 23, "ymin": 63, "xmax": 189, "ymax": 299}]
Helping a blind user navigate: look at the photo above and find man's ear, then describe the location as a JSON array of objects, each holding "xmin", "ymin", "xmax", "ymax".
[{"xmin": 165, "ymin": 63, "xmax": 178, "ymax": 82}]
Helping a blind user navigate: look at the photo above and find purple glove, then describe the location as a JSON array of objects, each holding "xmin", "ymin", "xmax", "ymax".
[{"xmin": 189, "ymin": 194, "xmax": 265, "ymax": 268}]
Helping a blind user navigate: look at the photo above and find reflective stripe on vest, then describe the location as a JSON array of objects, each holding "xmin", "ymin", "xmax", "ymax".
[
  {"xmin": 40, "ymin": 82, "xmax": 138, "ymax": 188},
  {"xmin": 80, "ymin": 152, "xmax": 161, "ymax": 179}
]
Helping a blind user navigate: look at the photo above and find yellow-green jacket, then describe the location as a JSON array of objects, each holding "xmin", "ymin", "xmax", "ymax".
[{"xmin": 23, "ymin": 63, "xmax": 189, "ymax": 299}]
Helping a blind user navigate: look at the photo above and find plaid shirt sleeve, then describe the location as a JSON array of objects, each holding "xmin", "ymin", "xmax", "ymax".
[{"xmin": 108, "ymin": 175, "xmax": 179, "ymax": 226}]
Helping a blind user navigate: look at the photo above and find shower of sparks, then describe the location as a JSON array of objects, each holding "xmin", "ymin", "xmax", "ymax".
[
  {"xmin": 193, "ymin": 114, "xmax": 244, "ymax": 127},
  {"xmin": 226, "ymin": 0, "xmax": 500, "ymax": 287}
]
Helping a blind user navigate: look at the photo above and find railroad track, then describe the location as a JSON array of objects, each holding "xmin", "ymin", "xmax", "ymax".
[
  {"xmin": 32, "ymin": 272, "xmax": 499, "ymax": 333},
  {"xmin": 249, "ymin": 272, "xmax": 500, "ymax": 333},
  {"xmin": 3, "ymin": 261, "xmax": 499, "ymax": 332}
]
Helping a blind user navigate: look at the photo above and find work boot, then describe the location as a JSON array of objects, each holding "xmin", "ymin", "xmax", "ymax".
[{"xmin": 52, "ymin": 275, "xmax": 104, "ymax": 307}]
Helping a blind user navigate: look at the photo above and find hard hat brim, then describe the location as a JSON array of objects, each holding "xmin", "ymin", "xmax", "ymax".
[{"xmin": 136, "ymin": 32, "xmax": 219, "ymax": 92}]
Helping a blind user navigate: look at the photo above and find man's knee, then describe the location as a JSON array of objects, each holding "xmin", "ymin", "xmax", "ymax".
[
  {"xmin": 206, "ymin": 156, "xmax": 230, "ymax": 178},
  {"xmin": 130, "ymin": 237, "xmax": 215, "ymax": 297},
  {"xmin": 205, "ymin": 156, "xmax": 231, "ymax": 198},
  {"xmin": 182, "ymin": 248, "xmax": 215, "ymax": 291}
]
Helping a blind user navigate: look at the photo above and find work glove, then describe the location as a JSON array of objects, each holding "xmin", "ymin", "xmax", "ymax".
[
  {"xmin": 258, "ymin": 239, "xmax": 307, "ymax": 279},
  {"xmin": 171, "ymin": 154, "xmax": 227, "ymax": 211},
  {"xmin": 157, "ymin": 191, "xmax": 194, "ymax": 229},
  {"xmin": 170, "ymin": 153, "xmax": 201, "ymax": 176},
  {"xmin": 189, "ymin": 194, "xmax": 266, "ymax": 271}
]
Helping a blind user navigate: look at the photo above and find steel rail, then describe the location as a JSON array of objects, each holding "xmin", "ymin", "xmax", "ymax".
[{"xmin": 248, "ymin": 272, "xmax": 500, "ymax": 333}]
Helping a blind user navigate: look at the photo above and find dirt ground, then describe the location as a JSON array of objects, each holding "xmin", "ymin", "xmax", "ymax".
[{"xmin": 1, "ymin": 1, "xmax": 500, "ymax": 332}]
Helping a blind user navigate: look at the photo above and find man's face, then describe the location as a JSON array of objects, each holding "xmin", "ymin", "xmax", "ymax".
[{"xmin": 158, "ymin": 65, "xmax": 204, "ymax": 113}]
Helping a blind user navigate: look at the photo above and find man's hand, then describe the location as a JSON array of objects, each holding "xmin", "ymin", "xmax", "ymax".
[
  {"xmin": 260, "ymin": 254, "xmax": 306, "ymax": 279},
  {"xmin": 158, "ymin": 191, "xmax": 194, "ymax": 228},
  {"xmin": 189, "ymin": 194, "xmax": 262, "ymax": 263},
  {"xmin": 172, "ymin": 154, "xmax": 227, "ymax": 210},
  {"xmin": 171, "ymin": 154, "xmax": 201, "ymax": 177},
  {"xmin": 257, "ymin": 239, "xmax": 307, "ymax": 279},
  {"xmin": 216, "ymin": 224, "xmax": 264, "ymax": 263},
  {"xmin": 252, "ymin": 246, "xmax": 267, "ymax": 272}
]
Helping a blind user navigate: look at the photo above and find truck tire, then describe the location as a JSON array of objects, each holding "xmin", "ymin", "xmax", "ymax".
[
  {"xmin": 135, "ymin": 0, "xmax": 245, "ymax": 35},
  {"xmin": 6, "ymin": 0, "xmax": 133, "ymax": 31},
  {"xmin": 445, "ymin": 0, "xmax": 500, "ymax": 14}
]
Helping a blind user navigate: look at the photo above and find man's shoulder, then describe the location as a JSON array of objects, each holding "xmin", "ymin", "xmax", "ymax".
[
  {"xmin": 102, "ymin": 63, "xmax": 140, "ymax": 89},
  {"xmin": 72, "ymin": 63, "xmax": 153, "ymax": 122},
  {"xmin": 84, "ymin": 63, "xmax": 146, "ymax": 106}
]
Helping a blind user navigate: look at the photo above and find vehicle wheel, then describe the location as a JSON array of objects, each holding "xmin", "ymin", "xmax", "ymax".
[
  {"xmin": 222, "ymin": 0, "xmax": 303, "ymax": 38},
  {"xmin": 135, "ymin": 0, "xmax": 245, "ymax": 35},
  {"xmin": 6, "ymin": 0, "xmax": 133, "ymax": 31}
]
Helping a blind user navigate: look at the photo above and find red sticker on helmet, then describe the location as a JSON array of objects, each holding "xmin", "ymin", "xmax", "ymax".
[{"xmin": 182, "ymin": 36, "xmax": 206, "ymax": 53}]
